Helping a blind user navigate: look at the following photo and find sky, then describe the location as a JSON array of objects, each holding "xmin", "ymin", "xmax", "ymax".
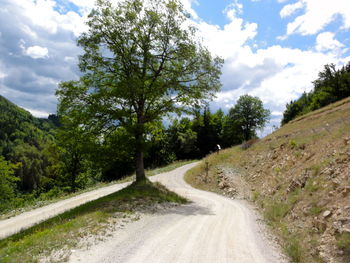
[{"xmin": 0, "ymin": 0, "xmax": 350, "ymax": 132}]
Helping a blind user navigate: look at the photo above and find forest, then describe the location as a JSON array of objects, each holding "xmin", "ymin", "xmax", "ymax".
[{"xmin": 0, "ymin": 94, "xmax": 268, "ymax": 213}]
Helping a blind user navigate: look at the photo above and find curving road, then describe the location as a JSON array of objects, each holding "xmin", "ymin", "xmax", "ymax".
[{"xmin": 70, "ymin": 162, "xmax": 287, "ymax": 263}]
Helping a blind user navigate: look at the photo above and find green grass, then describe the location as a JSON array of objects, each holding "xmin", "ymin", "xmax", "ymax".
[
  {"xmin": 284, "ymin": 234, "xmax": 302, "ymax": 262},
  {"xmin": 264, "ymin": 202, "xmax": 292, "ymax": 222},
  {"xmin": 0, "ymin": 162, "xmax": 192, "ymax": 263},
  {"xmin": 308, "ymin": 204, "xmax": 323, "ymax": 216}
]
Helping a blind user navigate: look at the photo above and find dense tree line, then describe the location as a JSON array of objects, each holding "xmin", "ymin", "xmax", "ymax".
[
  {"xmin": 0, "ymin": 94, "xmax": 269, "ymax": 212},
  {"xmin": 282, "ymin": 62, "xmax": 350, "ymax": 125}
]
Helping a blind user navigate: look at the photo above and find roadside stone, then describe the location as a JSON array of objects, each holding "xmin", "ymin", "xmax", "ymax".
[
  {"xmin": 286, "ymin": 170, "xmax": 309, "ymax": 193},
  {"xmin": 313, "ymin": 218, "xmax": 327, "ymax": 232},
  {"xmin": 323, "ymin": 210, "xmax": 332, "ymax": 218},
  {"xmin": 340, "ymin": 186, "xmax": 350, "ymax": 197},
  {"xmin": 218, "ymin": 181, "xmax": 228, "ymax": 189}
]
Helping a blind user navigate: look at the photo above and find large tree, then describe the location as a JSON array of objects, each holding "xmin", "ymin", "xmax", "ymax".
[
  {"xmin": 56, "ymin": 0, "xmax": 223, "ymax": 182},
  {"xmin": 228, "ymin": 95, "xmax": 270, "ymax": 141}
]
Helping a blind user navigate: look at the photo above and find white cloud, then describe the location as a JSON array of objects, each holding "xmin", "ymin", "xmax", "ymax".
[
  {"xmin": 11, "ymin": 0, "xmax": 88, "ymax": 37},
  {"xmin": 271, "ymin": 111, "xmax": 283, "ymax": 116},
  {"xmin": 210, "ymin": 41, "xmax": 344, "ymax": 117},
  {"xmin": 281, "ymin": 0, "xmax": 350, "ymax": 36},
  {"xmin": 316, "ymin": 32, "xmax": 345, "ymax": 53},
  {"xmin": 280, "ymin": 1, "xmax": 304, "ymax": 17},
  {"xmin": 24, "ymin": 108, "xmax": 49, "ymax": 118},
  {"xmin": 24, "ymin": 45, "xmax": 49, "ymax": 59},
  {"xmin": 224, "ymin": 0, "xmax": 243, "ymax": 20},
  {"xmin": 196, "ymin": 19, "xmax": 257, "ymax": 59}
]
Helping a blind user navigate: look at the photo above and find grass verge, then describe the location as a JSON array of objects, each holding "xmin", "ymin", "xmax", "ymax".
[{"xmin": 0, "ymin": 179, "xmax": 187, "ymax": 263}]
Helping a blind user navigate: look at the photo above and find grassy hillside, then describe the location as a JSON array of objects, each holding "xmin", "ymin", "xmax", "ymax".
[{"xmin": 185, "ymin": 97, "xmax": 350, "ymax": 263}]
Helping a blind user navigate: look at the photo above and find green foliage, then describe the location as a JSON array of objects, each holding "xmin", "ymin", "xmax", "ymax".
[
  {"xmin": 144, "ymin": 122, "xmax": 177, "ymax": 168},
  {"xmin": 0, "ymin": 157, "xmax": 19, "ymax": 210},
  {"xmin": 93, "ymin": 127, "xmax": 136, "ymax": 181},
  {"xmin": 168, "ymin": 117, "xmax": 200, "ymax": 159},
  {"xmin": 227, "ymin": 95, "xmax": 270, "ymax": 141},
  {"xmin": 282, "ymin": 62, "xmax": 350, "ymax": 124},
  {"xmin": 57, "ymin": 0, "xmax": 223, "ymax": 181},
  {"xmin": 0, "ymin": 95, "xmax": 60, "ymax": 193}
]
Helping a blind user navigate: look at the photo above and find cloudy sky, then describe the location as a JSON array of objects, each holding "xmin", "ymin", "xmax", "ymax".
[{"xmin": 0, "ymin": 0, "xmax": 350, "ymax": 130}]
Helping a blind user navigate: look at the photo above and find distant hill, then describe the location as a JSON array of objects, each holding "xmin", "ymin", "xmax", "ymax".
[{"xmin": 0, "ymin": 95, "xmax": 58, "ymax": 191}]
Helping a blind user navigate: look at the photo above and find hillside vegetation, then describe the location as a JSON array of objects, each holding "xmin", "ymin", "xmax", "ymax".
[
  {"xmin": 0, "ymin": 96, "xmax": 61, "ymax": 210},
  {"xmin": 186, "ymin": 97, "xmax": 350, "ymax": 263},
  {"xmin": 282, "ymin": 62, "xmax": 350, "ymax": 125}
]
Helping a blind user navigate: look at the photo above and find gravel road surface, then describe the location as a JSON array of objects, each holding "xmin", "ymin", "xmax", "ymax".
[{"xmin": 69, "ymin": 162, "xmax": 288, "ymax": 263}]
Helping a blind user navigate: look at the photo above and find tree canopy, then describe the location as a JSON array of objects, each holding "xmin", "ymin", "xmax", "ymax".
[
  {"xmin": 56, "ymin": 0, "xmax": 223, "ymax": 182},
  {"xmin": 228, "ymin": 95, "xmax": 270, "ymax": 141}
]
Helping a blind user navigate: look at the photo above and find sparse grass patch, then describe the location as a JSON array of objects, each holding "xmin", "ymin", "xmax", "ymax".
[
  {"xmin": 285, "ymin": 235, "xmax": 302, "ymax": 263},
  {"xmin": 336, "ymin": 232, "xmax": 350, "ymax": 255},
  {"xmin": 251, "ymin": 191, "xmax": 260, "ymax": 202},
  {"xmin": 308, "ymin": 204, "xmax": 323, "ymax": 216},
  {"xmin": 310, "ymin": 164, "xmax": 321, "ymax": 177},
  {"xmin": 277, "ymin": 224, "xmax": 305, "ymax": 263},
  {"xmin": 264, "ymin": 201, "xmax": 292, "ymax": 222},
  {"xmin": 289, "ymin": 139, "xmax": 306, "ymax": 150}
]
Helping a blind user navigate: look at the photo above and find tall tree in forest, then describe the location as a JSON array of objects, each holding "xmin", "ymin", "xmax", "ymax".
[
  {"xmin": 56, "ymin": 0, "xmax": 223, "ymax": 182},
  {"xmin": 228, "ymin": 95, "xmax": 270, "ymax": 141}
]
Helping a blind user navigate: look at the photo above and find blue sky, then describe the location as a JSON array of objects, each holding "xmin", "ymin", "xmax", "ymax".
[{"xmin": 0, "ymin": 0, "xmax": 350, "ymax": 132}]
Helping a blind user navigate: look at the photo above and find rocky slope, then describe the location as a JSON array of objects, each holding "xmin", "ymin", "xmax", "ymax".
[{"xmin": 186, "ymin": 97, "xmax": 350, "ymax": 263}]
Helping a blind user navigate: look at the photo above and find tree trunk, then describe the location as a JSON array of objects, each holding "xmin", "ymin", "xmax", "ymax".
[
  {"xmin": 135, "ymin": 122, "xmax": 146, "ymax": 182},
  {"xmin": 71, "ymin": 153, "xmax": 78, "ymax": 192},
  {"xmin": 135, "ymin": 147, "xmax": 146, "ymax": 182}
]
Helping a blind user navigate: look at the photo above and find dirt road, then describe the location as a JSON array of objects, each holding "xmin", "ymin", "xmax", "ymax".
[{"xmin": 70, "ymin": 163, "xmax": 287, "ymax": 263}]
